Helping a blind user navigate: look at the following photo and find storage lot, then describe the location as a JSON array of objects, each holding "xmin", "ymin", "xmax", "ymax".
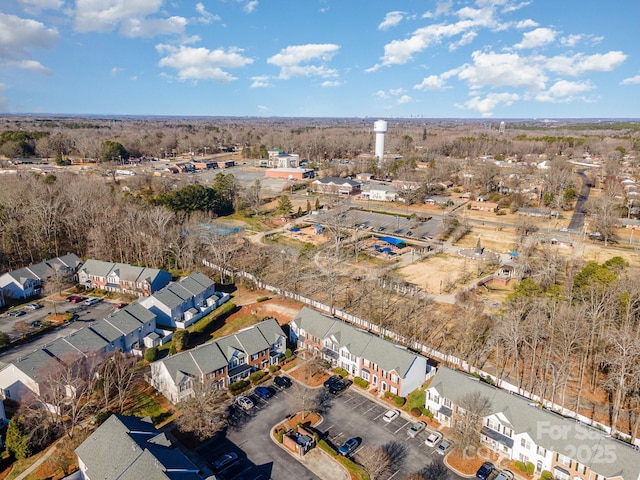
[{"xmin": 200, "ymin": 378, "xmax": 461, "ymax": 480}]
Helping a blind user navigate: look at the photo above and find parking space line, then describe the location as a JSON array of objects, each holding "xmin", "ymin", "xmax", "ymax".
[{"xmin": 394, "ymin": 421, "xmax": 409, "ymax": 434}]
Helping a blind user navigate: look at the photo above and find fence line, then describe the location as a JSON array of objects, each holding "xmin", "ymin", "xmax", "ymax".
[{"xmin": 202, "ymin": 258, "xmax": 625, "ymax": 441}]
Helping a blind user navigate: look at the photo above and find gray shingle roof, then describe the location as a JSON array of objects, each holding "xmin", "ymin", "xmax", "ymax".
[
  {"xmin": 429, "ymin": 367, "xmax": 640, "ymax": 479},
  {"xmin": 293, "ymin": 307, "xmax": 419, "ymax": 377},
  {"xmin": 80, "ymin": 259, "xmax": 114, "ymax": 277},
  {"xmin": 75, "ymin": 415, "xmax": 201, "ymax": 480},
  {"xmin": 154, "ymin": 319, "xmax": 285, "ymax": 386}
]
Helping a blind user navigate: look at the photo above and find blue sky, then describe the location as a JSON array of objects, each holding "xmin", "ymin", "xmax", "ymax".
[{"xmin": 1, "ymin": 0, "xmax": 639, "ymax": 118}]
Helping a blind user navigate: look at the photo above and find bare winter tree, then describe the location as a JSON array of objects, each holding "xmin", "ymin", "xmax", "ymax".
[
  {"xmin": 452, "ymin": 392, "xmax": 492, "ymax": 456},
  {"xmin": 357, "ymin": 441, "xmax": 407, "ymax": 480},
  {"xmin": 97, "ymin": 350, "xmax": 140, "ymax": 413},
  {"xmin": 175, "ymin": 377, "xmax": 232, "ymax": 442}
]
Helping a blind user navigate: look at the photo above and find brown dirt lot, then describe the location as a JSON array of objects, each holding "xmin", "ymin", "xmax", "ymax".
[{"xmin": 227, "ymin": 285, "xmax": 304, "ymax": 325}]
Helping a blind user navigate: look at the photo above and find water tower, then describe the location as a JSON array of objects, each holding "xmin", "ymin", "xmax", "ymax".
[
  {"xmin": 374, "ymin": 119, "xmax": 388, "ymax": 161},
  {"xmin": 499, "ymin": 121, "xmax": 505, "ymax": 134}
]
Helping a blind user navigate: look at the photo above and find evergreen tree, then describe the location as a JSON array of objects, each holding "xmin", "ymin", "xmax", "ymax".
[{"xmin": 6, "ymin": 416, "xmax": 32, "ymax": 459}]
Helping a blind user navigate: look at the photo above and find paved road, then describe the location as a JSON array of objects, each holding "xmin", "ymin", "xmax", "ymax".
[{"xmin": 568, "ymin": 169, "xmax": 591, "ymax": 231}]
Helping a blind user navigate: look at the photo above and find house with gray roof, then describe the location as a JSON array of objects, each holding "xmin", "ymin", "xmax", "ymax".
[
  {"xmin": 150, "ymin": 318, "xmax": 286, "ymax": 403},
  {"xmin": 0, "ymin": 253, "xmax": 83, "ymax": 306},
  {"xmin": 311, "ymin": 177, "xmax": 361, "ymax": 196},
  {"xmin": 75, "ymin": 414, "xmax": 202, "ymax": 480},
  {"xmin": 289, "ymin": 307, "xmax": 428, "ymax": 397},
  {"xmin": 77, "ymin": 259, "xmax": 171, "ymax": 297},
  {"xmin": 0, "ymin": 302, "xmax": 157, "ymax": 403},
  {"xmin": 139, "ymin": 272, "xmax": 229, "ymax": 328},
  {"xmin": 426, "ymin": 367, "xmax": 640, "ymax": 480}
]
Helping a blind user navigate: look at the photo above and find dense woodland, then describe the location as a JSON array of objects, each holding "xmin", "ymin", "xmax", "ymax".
[{"xmin": 1, "ymin": 116, "xmax": 640, "ymax": 445}]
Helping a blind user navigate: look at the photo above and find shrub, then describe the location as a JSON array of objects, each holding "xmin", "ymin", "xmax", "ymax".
[
  {"xmin": 249, "ymin": 371, "xmax": 267, "ymax": 383},
  {"xmin": 410, "ymin": 407, "xmax": 422, "ymax": 417},
  {"xmin": 540, "ymin": 471, "xmax": 553, "ymax": 480},
  {"xmin": 514, "ymin": 461, "xmax": 535, "ymax": 475},
  {"xmin": 269, "ymin": 364, "xmax": 281, "ymax": 373},
  {"xmin": 229, "ymin": 380, "xmax": 250, "ymax": 393},
  {"xmin": 353, "ymin": 377, "xmax": 369, "ymax": 388},
  {"xmin": 284, "ymin": 348, "xmax": 293, "ymax": 359},
  {"xmin": 144, "ymin": 347, "xmax": 158, "ymax": 362},
  {"xmin": 422, "ymin": 407, "xmax": 434, "ymax": 418},
  {"xmin": 394, "ymin": 396, "xmax": 406, "ymax": 407},
  {"xmin": 256, "ymin": 296, "xmax": 270, "ymax": 303},
  {"xmin": 276, "ymin": 429, "xmax": 285, "ymax": 444},
  {"xmin": 334, "ymin": 367, "xmax": 348, "ymax": 377}
]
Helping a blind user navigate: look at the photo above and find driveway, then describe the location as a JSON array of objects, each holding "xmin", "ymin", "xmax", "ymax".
[{"xmin": 568, "ymin": 169, "xmax": 591, "ymax": 231}]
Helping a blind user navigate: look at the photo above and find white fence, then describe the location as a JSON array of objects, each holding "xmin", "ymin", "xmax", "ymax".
[{"xmin": 202, "ymin": 258, "xmax": 633, "ymax": 443}]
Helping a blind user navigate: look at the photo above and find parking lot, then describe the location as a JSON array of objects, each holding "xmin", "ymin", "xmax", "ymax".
[{"xmin": 200, "ymin": 377, "xmax": 462, "ymax": 480}]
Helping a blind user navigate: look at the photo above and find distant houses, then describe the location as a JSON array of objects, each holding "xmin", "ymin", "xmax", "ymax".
[
  {"xmin": 311, "ymin": 177, "xmax": 361, "ymax": 196},
  {"xmin": 77, "ymin": 259, "xmax": 172, "ymax": 297}
]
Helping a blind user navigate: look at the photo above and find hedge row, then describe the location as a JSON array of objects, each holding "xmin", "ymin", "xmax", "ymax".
[
  {"xmin": 353, "ymin": 377, "xmax": 369, "ymax": 388},
  {"xmin": 383, "ymin": 391, "xmax": 406, "ymax": 407}
]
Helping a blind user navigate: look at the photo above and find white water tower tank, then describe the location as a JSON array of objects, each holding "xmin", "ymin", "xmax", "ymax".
[{"xmin": 374, "ymin": 120, "xmax": 388, "ymax": 161}]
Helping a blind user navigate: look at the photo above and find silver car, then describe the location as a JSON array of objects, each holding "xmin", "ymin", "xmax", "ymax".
[{"xmin": 407, "ymin": 421, "xmax": 426, "ymax": 438}]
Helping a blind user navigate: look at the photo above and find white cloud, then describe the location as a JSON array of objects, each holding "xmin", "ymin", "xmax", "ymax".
[
  {"xmin": 514, "ymin": 27, "xmax": 556, "ymax": 49},
  {"xmin": 257, "ymin": 105, "xmax": 268, "ymax": 112},
  {"xmin": 461, "ymin": 92, "xmax": 519, "ymax": 116},
  {"xmin": 560, "ymin": 34, "xmax": 583, "ymax": 47},
  {"xmin": 6, "ymin": 59, "xmax": 51, "ymax": 75},
  {"xmin": 120, "ymin": 16, "xmax": 187, "ymax": 38},
  {"xmin": 74, "ymin": 0, "xmax": 186, "ymax": 37},
  {"xmin": 449, "ymin": 31, "xmax": 477, "ymax": 51},
  {"xmin": 413, "ymin": 74, "xmax": 448, "ymax": 91},
  {"xmin": 250, "ymin": 76, "xmax": 271, "ymax": 88},
  {"xmin": 321, "ymin": 80, "xmax": 340, "ymax": 87},
  {"xmin": 244, "ymin": 1, "xmax": 258, "ymax": 13},
  {"xmin": 195, "ymin": 3, "xmax": 220, "ymax": 24},
  {"xmin": 457, "ymin": 50, "xmax": 547, "ymax": 91},
  {"xmin": 546, "ymin": 51, "xmax": 627, "ymax": 76},
  {"xmin": 0, "ymin": 13, "xmax": 59, "ymax": 59},
  {"xmin": 268, "ymin": 44, "xmax": 339, "ymax": 79},
  {"xmin": 375, "ymin": 90, "xmax": 387, "ymax": 99},
  {"xmin": 535, "ymin": 79, "xmax": 593, "ymax": 102},
  {"xmin": 111, "ymin": 66, "xmax": 123, "ymax": 76},
  {"xmin": 621, "ymin": 75, "xmax": 640, "ymax": 85},
  {"xmin": 378, "ymin": 11, "xmax": 404, "ymax": 30},
  {"xmin": 514, "ymin": 19, "xmax": 538, "ymax": 29},
  {"xmin": 389, "ymin": 88, "xmax": 406, "ymax": 96},
  {"xmin": 397, "ymin": 95, "xmax": 412, "ymax": 104},
  {"xmin": 156, "ymin": 44, "xmax": 253, "ymax": 82}
]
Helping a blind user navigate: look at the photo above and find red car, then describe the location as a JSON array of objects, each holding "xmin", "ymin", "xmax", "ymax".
[
  {"xmin": 66, "ymin": 295, "xmax": 86, "ymax": 303},
  {"xmin": 113, "ymin": 303, "xmax": 129, "ymax": 310}
]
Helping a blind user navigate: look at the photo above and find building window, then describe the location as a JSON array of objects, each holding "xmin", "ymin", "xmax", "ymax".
[
  {"xmin": 556, "ymin": 453, "xmax": 572, "ymax": 467},
  {"xmin": 363, "ymin": 359, "xmax": 370, "ymax": 367},
  {"xmin": 443, "ymin": 398, "xmax": 451, "ymax": 408},
  {"xmin": 520, "ymin": 438, "xmax": 531, "ymax": 450},
  {"xmin": 390, "ymin": 374, "xmax": 398, "ymax": 383},
  {"xmin": 518, "ymin": 453, "xmax": 529, "ymax": 463},
  {"xmin": 536, "ymin": 446, "xmax": 547, "ymax": 457}
]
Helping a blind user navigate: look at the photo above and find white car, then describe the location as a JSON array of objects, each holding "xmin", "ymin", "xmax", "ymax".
[
  {"xmin": 495, "ymin": 470, "xmax": 514, "ymax": 480},
  {"xmin": 236, "ymin": 396, "xmax": 254, "ymax": 410},
  {"xmin": 383, "ymin": 409, "xmax": 400, "ymax": 423},
  {"xmin": 425, "ymin": 431, "xmax": 443, "ymax": 448},
  {"xmin": 84, "ymin": 297, "xmax": 102, "ymax": 306}
]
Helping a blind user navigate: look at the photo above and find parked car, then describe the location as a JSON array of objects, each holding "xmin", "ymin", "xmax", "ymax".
[
  {"xmin": 31, "ymin": 320, "xmax": 41, "ymax": 328},
  {"xmin": 66, "ymin": 295, "xmax": 86, "ymax": 303},
  {"xmin": 84, "ymin": 297, "xmax": 102, "ymax": 306},
  {"xmin": 212, "ymin": 452, "xmax": 239, "ymax": 471},
  {"xmin": 425, "ymin": 431, "xmax": 443, "ymax": 448},
  {"xmin": 476, "ymin": 461, "xmax": 495, "ymax": 480},
  {"xmin": 273, "ymin": 375, "xmax": 292, "ymax": 388},
  {"xmin": 494, "ymin": 470, "xmax": 514, "ymax": 480},
  {"xmin": 383, "ymin": 409, "xmax": 400, "ymax": 423},
  {"xmin": 407, "ymin": 421, "xmax": 426, "ymax": 438},
  {"xmin": 328, "ymin": 379, "xmax": 351, "ymax": 395},
  {"xmin": 338, "ymin": 437, "xmax": 359, "ymax": 456},
  {"xmin": 436, "ymin": 440, "xmax": 452, "ymax": 455},
  {"xmin": 113, "ymin": 302, "xmax": 128, "ymax": 310},
  {"xmin": 236, "ymin": 396, "xmax": 254, "ymax": 411},
  {"xmin": 254, "ymin": 386, "xmax": 275, "ymax": 399},
  {"xmin": 323, "ymin": 374, "xmax": 342, "ymax": 388},
  {"xmin": 8, "ymin": 310, "xmax": 25, "ymax": 317},
  {"xmin": 24, "ymin": 303, "xmax": 43, "ymax": 310}
]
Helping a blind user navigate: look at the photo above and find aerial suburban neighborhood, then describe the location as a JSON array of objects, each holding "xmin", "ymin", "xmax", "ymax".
[{"xmin": 0, "ymin": 113, "xmax": 639, "ymax": 480}]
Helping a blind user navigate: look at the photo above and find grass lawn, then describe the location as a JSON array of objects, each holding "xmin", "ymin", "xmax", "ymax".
[
  {"xmin": 404, "ymin": 389, "xmax": 426, "ymax": 412},
  {"xmin": 210, "ymin": 313, "xmax": 260, "ymax": 340}
]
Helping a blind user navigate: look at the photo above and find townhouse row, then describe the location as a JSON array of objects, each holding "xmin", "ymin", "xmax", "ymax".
[
  {"xmin": 0, "ymin": 272, "xmax": 229, "ymax": 403},
  {"xmin": 149, "ymin": 318, "xmax": 287, "ymax": 403}
]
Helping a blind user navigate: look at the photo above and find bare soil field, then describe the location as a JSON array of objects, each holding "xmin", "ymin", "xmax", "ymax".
[
  {"xmin": 397, "ymin": 254, "xmax": 489, "ymax": 295},
  {"xmin": 227, "ymin": 284, "xmax": 304, "ymax": 324}
]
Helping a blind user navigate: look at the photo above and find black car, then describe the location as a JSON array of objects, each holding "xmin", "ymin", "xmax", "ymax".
[
  {"xmin": 329, "ymin": 379, "xmax": 351, "ymax": 394},
  {"xmin": 476, "ymin": 461, "xmax": 494, "ymax": 480},
  {"xmin": 323, "ymin": 375, "xmax": 342, "ymax": 389},
  {"xmin": 274, "ymin": 375, "xmax": 292, "ymax": 388}
]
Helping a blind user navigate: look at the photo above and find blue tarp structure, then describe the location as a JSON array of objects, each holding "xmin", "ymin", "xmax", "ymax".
[
  {"xmin": 379, "ymin": 236, "xmax": 406, "ymax": 248},
  {"xmin": 290, "ymin": 227, "xmax": 301, "ymax": 232}
]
